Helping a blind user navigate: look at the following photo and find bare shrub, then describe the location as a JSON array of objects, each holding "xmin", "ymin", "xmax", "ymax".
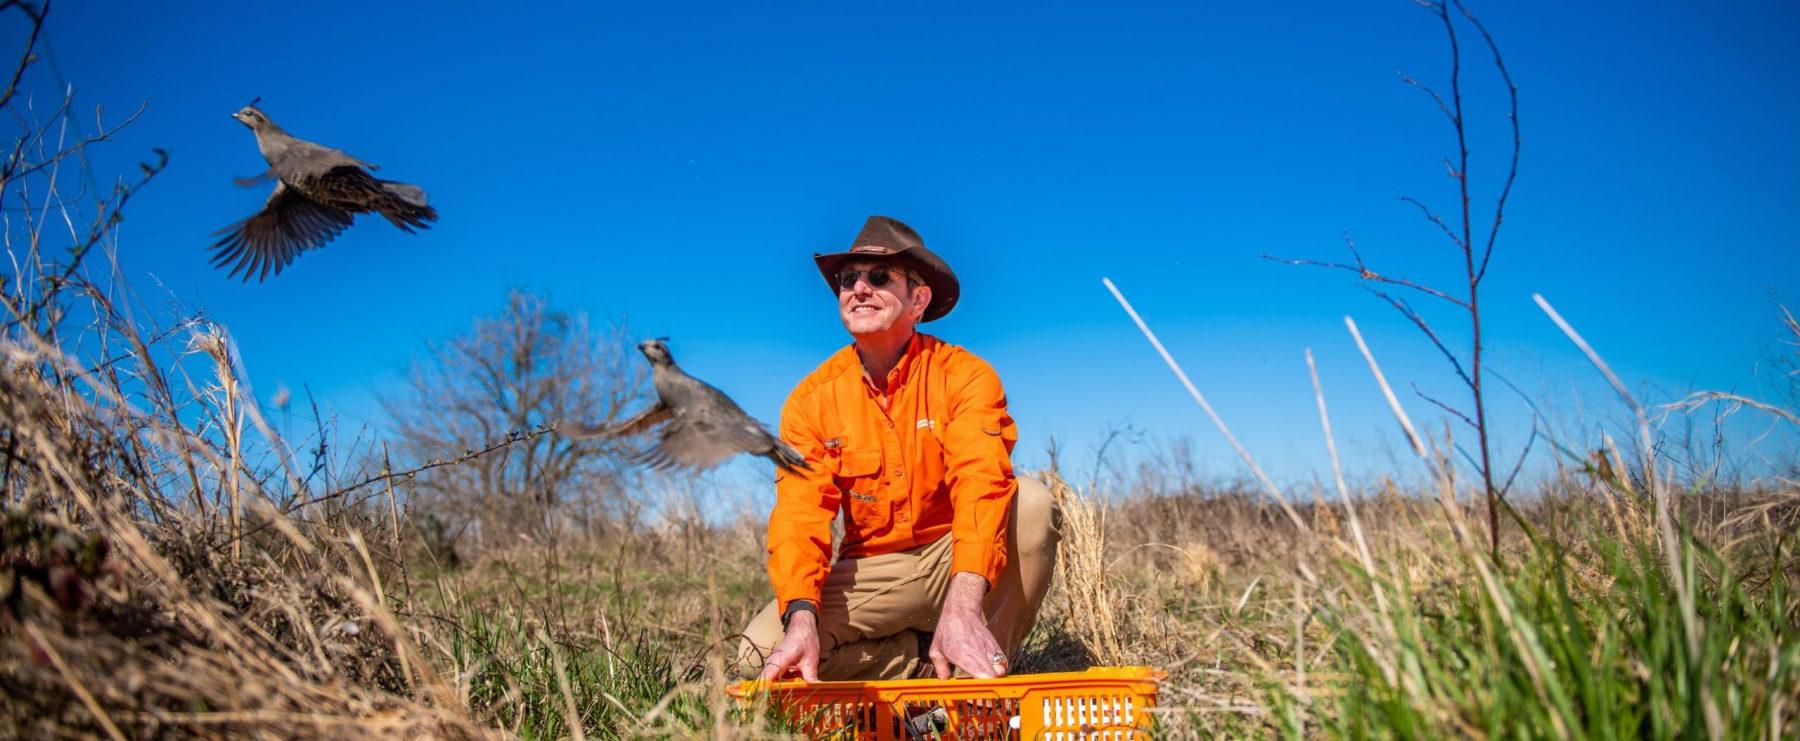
[
  {"xmin": 383, "ymin": 290, "xmax": 648, "ymax": 553},
  {"xmin": 1265, "ymin": 0, "xmax": 1523, "ymax": 559}
]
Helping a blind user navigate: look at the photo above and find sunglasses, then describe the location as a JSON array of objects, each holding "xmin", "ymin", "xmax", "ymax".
[{"xmin": 834, "ymin": 267, "xmax": 911, "ymax": 291}]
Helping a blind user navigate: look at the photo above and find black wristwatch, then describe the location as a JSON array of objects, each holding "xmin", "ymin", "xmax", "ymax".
[{"xmin": 781, "ymin": 599, "xmax": 818, "ymax": 629}]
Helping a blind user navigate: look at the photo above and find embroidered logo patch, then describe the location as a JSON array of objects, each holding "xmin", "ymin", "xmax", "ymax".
[
  {"xmin": 824, "ymin": 437, "xmax": 843, "ymax": 451},
  {"xmin": 981, "ymin": 423, "xmax": 1002, "ymax": 436},
  {"xmin": 916, "ymin": 419, "xmax": 936, "ymax": 430},
  {"xmin": 847, "ymin": 490, "xmax": 878, "ymax": 503}
]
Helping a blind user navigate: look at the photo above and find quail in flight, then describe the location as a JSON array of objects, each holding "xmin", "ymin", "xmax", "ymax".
[
  {"xmin": 211, "ymin": 100, "xmax": 438, "ymax": 281},
  {"xmin": 564, "ymin": 339, "xmax": 808, "ymax": 474}
]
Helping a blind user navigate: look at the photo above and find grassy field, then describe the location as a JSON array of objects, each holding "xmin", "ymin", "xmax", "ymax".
[
  {"xmin": 3, "ymin": 2, "xmax": 1796, "ymax": 734},
  {"xmin": 5, "ymin": 342, "xmax": 1797, "ymax": 741},
  {"xmin": 1, "ymin": 198, "xmax": 1795, "ymax": 737},
  {"xmin": 3, "ymin": 265, "xmax": 1798, "ymax": 739}
]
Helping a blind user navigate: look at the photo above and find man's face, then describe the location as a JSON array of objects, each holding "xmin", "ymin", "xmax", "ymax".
[{"xmin": 837, "ymin": 259, "xmax": 931, "ymax": 338}]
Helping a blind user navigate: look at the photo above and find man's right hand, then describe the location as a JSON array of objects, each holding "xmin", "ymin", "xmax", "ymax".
[{"xmin": 757, "ymin": 611, "xmax": 821, "ymax": 682}]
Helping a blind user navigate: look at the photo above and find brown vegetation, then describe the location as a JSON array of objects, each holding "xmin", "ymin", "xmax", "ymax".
[{"xmin": 3, "ymin": 1, "xmax": 1797, "ymax": 738}]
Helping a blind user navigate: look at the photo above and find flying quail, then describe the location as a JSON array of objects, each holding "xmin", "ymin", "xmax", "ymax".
[
  {"xmin": 564, "ymin": 339, "xmax": 808, "ymax": 474},
  {"xmin": 210, "ymin": 100, "xmax": 438, "ymax": 281}
]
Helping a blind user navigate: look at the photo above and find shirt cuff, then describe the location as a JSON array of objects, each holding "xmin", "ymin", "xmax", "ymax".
[
  {"xmin": 951, "ymin": 541, "xmax": 1007, "ymax": 589},
  {"xmin": 777, "ymin": 591, "xmax": 823, "ymax": 617}
]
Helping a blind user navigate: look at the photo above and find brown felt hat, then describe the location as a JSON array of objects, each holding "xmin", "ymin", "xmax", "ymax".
[{"xmin": 813, "ymin": 216, "xmax": 961, "ymax": 322}]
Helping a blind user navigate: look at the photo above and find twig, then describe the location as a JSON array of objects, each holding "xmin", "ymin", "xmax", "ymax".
[
  {"xmin": 1365, "ymin": 287, "xmax": 1472, "ymax": 387},
  {"xmin": 3, "ymin": 102, "xmax": 148, "ymax": 184},
  {"xmin": 283, "ymin": 427, "xmax": 555, "ymax": 516},
  {"xmin": 1261, "ymin": 253, "xmax": 1471, "ymax": 310},
  {"xmin": 0, "ymin": 0, "xmax": 47, "ymax": 114},
  {"xmin": 217, "ymin": 427, "xmax": 554, "ymax": 550},
  {"xmin": 1459, "ymin": 0, "xmax": 1522, "ymax": 283},
  {"xmin": 1497, "ymin": 426, "xmax": 1537, "ymax": 499},
  {"xmin": 1397, "ymin": 69, "xmax": 1454, "ymax": 124},
  {"xmin": 1412, "ymin": 383, "xmax": 1477, "ymax": 430},
  {"xmin": 9, "ymin": 147, "xmax": 167, "ymax": 331},
  {"xmin": 1399, "ymin": 196, "xmax": 1465, "ymax": 251},
  {"xmin": 79, "ymin": 310, "xmax": 208, "ymax": 376}
]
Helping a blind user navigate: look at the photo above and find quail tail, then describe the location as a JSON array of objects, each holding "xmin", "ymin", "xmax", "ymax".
[{"xmin": 376, "ymin": 180, "xmax": 438, "ymax": 232}]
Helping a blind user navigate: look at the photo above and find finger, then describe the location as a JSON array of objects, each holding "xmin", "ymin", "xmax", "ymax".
[
  {"xmin": 961, "ymin": 656, "xmax": 997, "ymax": 680},
  {"xmin": 759, "ymin": 651, "xmax": 792, "ymax": 680},
  {"xmin": 929, "ymin": 647, "xmax": 952, "ymax": 680},
  {"xmin": 799, "ymin": 652, "xmax": 820, "ymax": 683}
]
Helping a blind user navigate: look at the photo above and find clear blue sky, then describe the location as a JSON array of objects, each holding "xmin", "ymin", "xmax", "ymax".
[{"xmin": 33, "ymin": 1, "xmax": 1800, "ymax": 485}]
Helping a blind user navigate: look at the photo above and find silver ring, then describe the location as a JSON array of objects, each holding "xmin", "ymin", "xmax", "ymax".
[{"xmin": 989, "ymin": 651, "xmax": 1008, "ymax": 666}]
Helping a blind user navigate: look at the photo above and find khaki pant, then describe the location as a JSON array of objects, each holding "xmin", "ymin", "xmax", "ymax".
[{"xmin": 736, "ymin": 477, "xmax": 1060, "ymax": 681}]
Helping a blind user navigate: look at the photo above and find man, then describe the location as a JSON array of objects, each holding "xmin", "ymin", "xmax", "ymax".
[{"xmin": 738, "ymin": 215, "xmax": 1059, "ymax": 682}]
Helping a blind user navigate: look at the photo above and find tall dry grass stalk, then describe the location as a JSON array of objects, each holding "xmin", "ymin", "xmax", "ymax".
[{"xmin": 1041, "ymin": 470, "xmax": 1126, "ymax": 665}]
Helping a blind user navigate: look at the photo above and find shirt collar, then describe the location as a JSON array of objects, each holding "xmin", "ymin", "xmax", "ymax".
[{"xmin": 859, "ymin": 331, "xmax": 924, "ymax": 395}]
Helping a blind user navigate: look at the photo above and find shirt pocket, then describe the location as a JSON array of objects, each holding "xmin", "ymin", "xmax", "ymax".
[{"xmin": 831, "ymin": 447, "xmax": 889, "ymax": 531}]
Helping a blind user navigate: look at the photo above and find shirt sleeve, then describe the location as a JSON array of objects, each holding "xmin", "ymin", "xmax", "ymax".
[
  {"xmin": 765, "ymin": 384, "xmax": 840, "ymax": 615},
  {"xmin": 940, "ymin": 356, "xmax": 1019, "ymax": 588}
]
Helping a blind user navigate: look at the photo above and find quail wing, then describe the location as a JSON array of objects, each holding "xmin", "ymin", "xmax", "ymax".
[
  {"xmin": 643, "ymin": 380, "xmax": 808, "ymax": 473},
  {"xmin": 560, "ymin": 403, "xmax": 672, "ymax": 439},
  {"xmin": 210, "ymin": 182, "xmax": 354, "ymax": 282}
]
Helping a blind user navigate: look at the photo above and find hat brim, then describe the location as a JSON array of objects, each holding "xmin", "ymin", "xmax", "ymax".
[{"xmin": 812, "ymin": 251, "xmax": 960, "ymax": 323}]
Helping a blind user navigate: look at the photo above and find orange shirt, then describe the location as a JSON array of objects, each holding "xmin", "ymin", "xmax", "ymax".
[{"xmin": 768, "ymin": 333, "xmax": 1019, "ymax": 614}]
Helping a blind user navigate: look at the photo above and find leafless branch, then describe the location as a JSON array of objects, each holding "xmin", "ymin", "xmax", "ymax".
[
  {"xmin": 1412, "ymin": 382, "xmax": 1478, "ymax": 430},
  {"xmin": 81, "ymin": 310, "xmax": 208, "ymax": 375},
  {"xmin": 7, "ymin": 147, "xmax": 167, "ymax": 330},
  {"xmin": 1365, "ymin": 287, "xmax": 1472, "ymax": 388},
  {"xmin": 1399, "ymin": 195, "xmax": 1466, "ymax": 251},
  {"xmin": 3, "ymin": 101, "xmax": 148, "ymax": 184},
  {"xmin": 281, "ymin": 427, "xmax": 558, "ymax": 516},
  {"xmin": 0, "ymin": 1, "xmax": 47, "ymax": 113},
  {"xmin": 1260, "ymin": 252, "xmax": 1470, "ymax": 309},
  {"xmin": 1496, "ymin": 426, "xmax": 1537, "ymax": 500},
  {"xmin": 1397, "ymin": 70, "xmax": 1455, "ymax": 125},
  {"xmin": 1458, "ymin": 0, "xmax": 1521, "ymax": 283}
]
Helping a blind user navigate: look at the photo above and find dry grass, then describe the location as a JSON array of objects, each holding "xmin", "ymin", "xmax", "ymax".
[
  {"xmin": 3, "ymin": 201, "xmax": 1795, "ymax": 740},
  {"xmin": 3, "ymin": 6, "xmax": 1796, "ymax": 732},
  {"xmin": 2, "ymin": 246, "xmax": 1795, "ymax": 739}
]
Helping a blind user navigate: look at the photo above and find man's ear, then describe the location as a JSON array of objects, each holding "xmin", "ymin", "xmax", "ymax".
[{"xmin": 912, "ymin": 284, "xmax": 933, "ymax": 320}]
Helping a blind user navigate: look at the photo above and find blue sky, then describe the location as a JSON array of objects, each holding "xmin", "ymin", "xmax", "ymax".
[{"xmin": 30, "ymin": 1, "xmax": 1800, "ymax": 486}]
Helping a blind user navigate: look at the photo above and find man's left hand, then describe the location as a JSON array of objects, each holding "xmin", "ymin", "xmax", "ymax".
[{"xmin": 928, "ymin": 572, "xmax": 1007, "ymax": 679}]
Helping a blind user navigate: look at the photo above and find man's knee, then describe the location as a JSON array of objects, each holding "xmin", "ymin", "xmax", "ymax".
[
  {"xmin": 733, "ymin": 600, "xmax": 784, "ymax": 679},
  {"xmin": 1014, "ymin": 476, "xmax": 1061, "ymax": 554}
]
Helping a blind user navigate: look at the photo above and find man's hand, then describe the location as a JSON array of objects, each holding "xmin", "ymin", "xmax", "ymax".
[
  {"xmin": 928, "ymin": 572, "xmax": 1006, "ymax": 679},
  {"xmin": 758, "ymin": 611, "xmax": 821, "ymax": 682}
]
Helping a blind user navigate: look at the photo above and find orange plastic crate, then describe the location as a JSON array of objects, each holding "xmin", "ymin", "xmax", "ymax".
[{"xmin": 729, "ymin": 666, "xmax": 1164, "ymax": 739}]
